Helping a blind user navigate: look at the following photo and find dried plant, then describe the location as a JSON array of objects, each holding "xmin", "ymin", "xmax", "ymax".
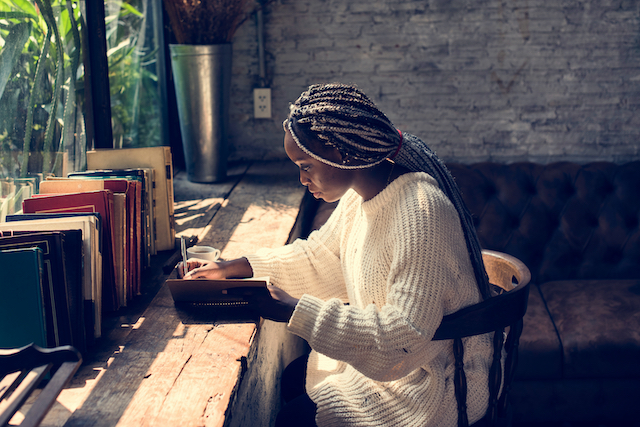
[{"xmin": 163, "ymin": 0, "xmax": 251, "ymax": 45}]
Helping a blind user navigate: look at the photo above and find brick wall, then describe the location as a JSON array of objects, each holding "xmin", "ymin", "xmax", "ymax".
[{"xmin": 226, "ymin": 0, "xmax": 640, "ymax": 164}]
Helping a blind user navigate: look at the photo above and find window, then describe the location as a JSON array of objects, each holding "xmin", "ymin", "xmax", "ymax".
[
  {"xmin": 105, "ymin": 0, "xmax": 165, "ymax": 149},
  {"xmin": 0, "ymin": 0, "xmax": 85, "ymax": 218},
  {"xmin": 0, "ymin": 0, "xmax": 165, "ymax": 220}
]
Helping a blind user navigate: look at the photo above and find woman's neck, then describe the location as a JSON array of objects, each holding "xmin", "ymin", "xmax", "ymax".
[{"xmin": 353, "ymin": 160, "xmax": 408, "ymax": 201}]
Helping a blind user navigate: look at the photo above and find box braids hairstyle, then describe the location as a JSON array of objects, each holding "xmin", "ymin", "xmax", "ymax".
[{"xmin": 284, "ymin": 83, "xmax": 491, "ymax": 301}]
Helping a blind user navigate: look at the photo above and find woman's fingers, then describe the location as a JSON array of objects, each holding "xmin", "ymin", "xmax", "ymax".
[{"xmin": 182, "ymin": 261, "xmax": 227, "ymax": 280}]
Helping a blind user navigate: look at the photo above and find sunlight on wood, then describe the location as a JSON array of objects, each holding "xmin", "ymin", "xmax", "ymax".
[
  {"xmin": 9, "ymin": 411, "xmax": 25, "ymax": 424},
  {"xmin": 172, "ymin": 322, "xmax": 185, "ymax": 337},
  {"xmin": 174, "ymin": 197, "xmax": 224, "ymax": 212},
  {"xmin": 175, "ymin": 212, "xmax": 205, "ymax": 226},
  {"xmin": 120, "ymin": 316, "xmax": 145, "ymax": 330},
  {"xmin": 56, "ymin": 366, "xmax": 106, "ymax": 411},
  {"xmin": 176, "ymin": 223, "xmax": 213, "ymax": 240},
  {"xmin": 222, "ymin": 202, "xmax": 299, "ymax": 260},
  {"xmin": 23, "ymin": 365, "xmax": 110, "ymax": 427}
]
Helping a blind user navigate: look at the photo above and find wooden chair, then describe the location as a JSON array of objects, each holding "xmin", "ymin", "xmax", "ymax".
[
  {"xmin": 0, "ymin": 343, "xmax": 82, "ymax": 427},
  {"xmin": 433, "ymin": 250, "xmax": 531, "ymax": 427}
]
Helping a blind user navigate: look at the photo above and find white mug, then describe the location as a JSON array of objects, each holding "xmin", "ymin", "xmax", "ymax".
[{"xmin": 187, "ymin": 245, "xmax": 221, "ymax": 262}]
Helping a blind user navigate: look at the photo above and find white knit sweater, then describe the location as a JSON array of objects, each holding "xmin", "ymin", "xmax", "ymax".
[{"xmin": 246, "ymin": 172, "xmax": 492, "ymax": 427}]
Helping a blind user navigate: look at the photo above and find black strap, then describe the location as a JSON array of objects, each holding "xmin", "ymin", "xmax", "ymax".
[
  {"xmin": 432, "ymin": 282, "xmax": 530, "ymax": 427},
  {"xmin": 432, "ymin": 283, "xmax": 530, "ymax": 341}
]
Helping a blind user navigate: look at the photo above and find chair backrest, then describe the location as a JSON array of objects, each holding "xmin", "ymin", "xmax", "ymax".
[
  {"xmin": 433, "ymin": 250, "xmax": 531, "ymax": 427},
  {"xmin": 0, "ymin": 343, "xmax": 82, "ymax": 427},
  {"xmin": 481, "ymin": 250, "xmax": 531, "ymax": 293}
]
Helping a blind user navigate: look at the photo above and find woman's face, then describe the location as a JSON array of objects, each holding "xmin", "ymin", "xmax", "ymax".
[{"xmin": 284, "ymin": 129, "xmax": 353, "ymax": 203}]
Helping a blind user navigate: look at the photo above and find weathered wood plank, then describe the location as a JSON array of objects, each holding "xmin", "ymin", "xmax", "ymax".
[
  {"xmin": 200, "ymin": 160, "xmax": 304, "ymax": 258},
  {"xmin": 173, "ymin": 162, "xmax": 250, "ymax": 240},
  {"xmin": 116, "ymin": 324, "xmax": 255, "ymax": 427}
]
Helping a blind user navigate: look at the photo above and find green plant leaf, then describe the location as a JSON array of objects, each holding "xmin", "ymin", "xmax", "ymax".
[
  {"xmin": 0, "ymin": 0, "xmax": 12, "ymax": 12},
  {"xmin": 57, "ymin": 3, "xmax": 71, "ymax": 36},
  {"xmin": 0, "ymin": 11, "xmax": 36, "ymax": 19},
  {"xmin": 21, "ymin": 24, "xmax": 49, "ymax": 176},
  {"xmin": 0, "ymin": 21, "xmax": 31, "ymax": 101},
  {"xmin": 54, "ymin": 0, "xmax": 81, "ymax": 174},
  {"xmin": 34, "ymin": 0, "xmax": 64, "ymax": 172},
  {"xmin": 118, "ymin": 2, "xmax": 142, "ymax": 18},
  {"xmin": 6, "ymin": 0, "xmax": 37, "ymax": 15}
]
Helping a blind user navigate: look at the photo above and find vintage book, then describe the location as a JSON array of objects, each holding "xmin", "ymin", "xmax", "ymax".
[
  {"xmin": 104, "ymin": 179, "xmax": 137, "ymax": 299},
  {"xmin": 5, "ymin": 212, "xmax": 103, "ymax": 250},
  {"xmin": 66, "ymin": 172, "xmax": 145, "ymax": 295},
  {"xmin": 166, "ymin": 278, "xmax": 270, "ymax": 307},
  {"xmin": 39, "ymin": 178, "xmax": 130, "ymax": 308},
  {"xmin": 69, "ymin": 168, "xmax": 154, "ymax": 267},
  {"xmin": 39, "ymin": 179, "xmax": 105, "ymax": 194},
  {"xmin": 87, "ymin": 146, "xmax": 175, "ymax": 252},
  {"xmin": 83, "ymin": 180, "xmax": 135, "ymax": 302},
  {"xmin": 0, "ymin": 216, "xmax": 102, "ymax": 341},
  {"xmin": 0, "ymin": 247, "xmax": 47, "ymax": 348},
  {"xmin": 112, "ymin": 192, "xmax": 127, "ymax": 306},
  {"xmin": 0, "ymin": 230, "xmax": 85, "ymax": 353},
  {"xmin": 23, "ymin": 190, "xmax": 119, "ymax": 313}
]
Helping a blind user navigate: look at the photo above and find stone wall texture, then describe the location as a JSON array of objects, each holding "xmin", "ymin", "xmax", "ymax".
[{"xmin": 225, "ymin": 0, "xmax": 640, "ymax": 164}]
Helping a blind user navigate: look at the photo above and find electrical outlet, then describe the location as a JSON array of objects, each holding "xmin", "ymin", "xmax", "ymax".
[{"xmin": 253, "ymin": 88, "xmax": 271, "ymax": 119}]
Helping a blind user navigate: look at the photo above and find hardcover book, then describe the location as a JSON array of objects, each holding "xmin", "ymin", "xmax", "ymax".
[
  {"xmin": 0, "ymin": 230, "xmax": 85, "ymax": 353},
  {"xmin": 1, "ymin": 216, "xmax": 102, "ymax": 340},
  {"xmin": 65, "ymin": 173, "xmax": 144, "ymax": 296},
  {"xmin": 68, "ymin": 168, "xmax": 154, "ymax": 267},
  {"xmin": 39, "ymin": 178, "xmax": 131, "ymax": 308},
  {"xmin": 39, "ymin": 179, "xmax": 105, "ymax": 194},
  {"xmin": 0, "ymin": 247, "xmax": 47, "ymax": 349},
  {"xmin": 22, "ymin": 190, "xmax": 119, "ymax": 312},
  {"xmin": 87, "ymin": 146, "xmax": 175, "ymax": 252}
]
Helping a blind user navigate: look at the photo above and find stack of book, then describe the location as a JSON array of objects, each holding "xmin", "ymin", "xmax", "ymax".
[{"xmin": 0, "ymin": 146, "xmax": 175, "ymax": 354}]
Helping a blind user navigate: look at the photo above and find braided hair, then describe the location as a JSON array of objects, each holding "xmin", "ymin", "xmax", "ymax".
[{"xmin": 285, "ymin": 83, "xmax": 491, "ymax": 301}]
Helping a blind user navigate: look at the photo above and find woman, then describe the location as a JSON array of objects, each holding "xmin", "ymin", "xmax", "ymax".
[{"xmin": 183, "ymin": 83, "xmax": 494, "ymax": 427}]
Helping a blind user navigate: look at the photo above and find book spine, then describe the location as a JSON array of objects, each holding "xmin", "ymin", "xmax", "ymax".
[
  {"xmin": 151, "ymin": 169, "xmax": 157, "ymax": 255},
  {"xmin": 35, "ymin": 249, "xmax": 47, "ymax": 348},
  {"xmin": 164, "ymin": 147, "xmax": 176, "ymax": 248}
]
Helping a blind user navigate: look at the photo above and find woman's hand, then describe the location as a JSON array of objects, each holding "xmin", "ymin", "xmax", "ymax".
[
  {"xmin": 179, "ymin": 258, "xmax": 225, "ymax": 279},
  {"xmin": 179, "ymin": 257, "xmax": 254, "ymax": 280},
  {"xmin": 250, "ymin": 284, "xmax": 299, "ymax": 323}
]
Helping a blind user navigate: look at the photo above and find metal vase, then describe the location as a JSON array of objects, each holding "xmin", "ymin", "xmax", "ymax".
[{"xmin": 169, "ymin": 44, "xmax": 231, "ymax": 182}]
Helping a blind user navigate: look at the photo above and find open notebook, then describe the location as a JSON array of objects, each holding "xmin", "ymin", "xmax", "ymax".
[{"xmin": 166, "ymin": 277, "xmax": 270, "ymax": 307}]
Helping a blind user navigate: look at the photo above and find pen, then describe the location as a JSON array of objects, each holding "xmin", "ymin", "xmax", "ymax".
[{"xmin": 181, "ymin": 236, "xmax": 188, "ymax": 276}]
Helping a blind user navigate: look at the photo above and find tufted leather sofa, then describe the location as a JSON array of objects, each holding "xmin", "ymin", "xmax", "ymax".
[{"xmin": 445, "ymin": 161, "xmax": 640, "ymax": 424}]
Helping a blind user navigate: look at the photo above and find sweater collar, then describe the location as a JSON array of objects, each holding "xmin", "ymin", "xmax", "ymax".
[{"xmin": 360, "ymin": 172, "xmax": 436, "ymax": 216}]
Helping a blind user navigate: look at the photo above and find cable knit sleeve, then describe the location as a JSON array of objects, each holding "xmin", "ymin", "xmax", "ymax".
[
  {"xmin": 245, "ymin": 191, "xmax": 361, "ymax": 302},
  {"xmin": 287, "ymin": 175, "xmax": 480, "ymax": 382}
]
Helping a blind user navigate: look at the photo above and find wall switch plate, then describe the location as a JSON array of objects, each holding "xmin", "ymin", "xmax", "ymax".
[{"xmin": 253, "ymin": 88, "xmax": 271, "ymax": 119}]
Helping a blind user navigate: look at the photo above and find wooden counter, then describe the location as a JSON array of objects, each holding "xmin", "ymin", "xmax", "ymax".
[{"xmin": 19, "ymin": 161, "xmax": 308, "ymax": 427}]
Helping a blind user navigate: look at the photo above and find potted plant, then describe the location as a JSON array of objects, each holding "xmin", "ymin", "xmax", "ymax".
[{"xmin": 163, "ymin": 0, "xmax": 250, "ymax": 183}]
